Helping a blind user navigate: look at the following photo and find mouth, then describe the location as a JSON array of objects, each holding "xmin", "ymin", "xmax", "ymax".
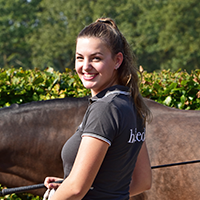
[{"xmin": 83, "ymin": 73, "xmax": 98, "ymax": 80}]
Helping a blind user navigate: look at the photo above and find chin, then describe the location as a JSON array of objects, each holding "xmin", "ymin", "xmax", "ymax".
[
  {"xmin": 83, "ymin": 83, "xmax": 94, "ymax": 90},
  {"xmin": 82, "ymin": 80, "xmax": 95, "ymax": 88}
]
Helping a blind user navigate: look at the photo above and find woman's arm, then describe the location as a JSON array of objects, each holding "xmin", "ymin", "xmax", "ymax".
[
  {"xmin": 129, "ymin": 141, "xmax": 152, "ymax": 197},
  {"xmin": 50, "ymin": 136, "xmax": 109, "ymax": 200}
]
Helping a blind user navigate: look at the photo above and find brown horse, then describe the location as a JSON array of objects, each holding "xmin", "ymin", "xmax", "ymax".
[{"xmin": 0, "ymin": 97, "xmax": 200, "ymax": 200}]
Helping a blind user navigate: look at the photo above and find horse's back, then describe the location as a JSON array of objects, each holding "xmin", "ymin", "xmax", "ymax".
[{"xmin": 144, "ymin": 98, "xmax": 200, "ymax": 200}]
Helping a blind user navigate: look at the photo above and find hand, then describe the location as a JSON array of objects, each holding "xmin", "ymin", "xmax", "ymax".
[{"xmin": 44, "ymin": 177, "xmax": 63, "ymax": 190}]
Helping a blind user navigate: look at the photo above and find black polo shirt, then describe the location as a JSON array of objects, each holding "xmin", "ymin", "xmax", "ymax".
[{"xmin": 61, "ymin": 85, "xmax": 145, "ymax": 200}]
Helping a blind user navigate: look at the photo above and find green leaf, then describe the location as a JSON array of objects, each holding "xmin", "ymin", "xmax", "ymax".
[
  {"xmin": 180, "ymin": 95, "xmax": 186, "ymax": 104},
  {"xmin": 163, "ymin": 96, "xmax": 172, "ymax": 106},
  {"xmin": 33, "ymin": 76, "xmax": 44, "ymax": 85}
]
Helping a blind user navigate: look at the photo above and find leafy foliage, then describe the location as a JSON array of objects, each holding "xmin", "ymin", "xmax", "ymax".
[
  {"xmin": 0, "ymin": 0, "xmax": 200, "ymax": 72},
  {"xmin": 0, "ymin": 67, "xmax": 199, "ymax": 110},
  {"xmin": 139, "ymin": 68, "xmax": 200, "ymax": 110},
  {"xmin": 0, "ymin": 0, "xmax": 41, "ymax": 69},
  {"xmin": 0, "ymin": 67, "xmax": 90, "ymax": 108},
  {"xmin": 132, "ymin": 0, "xmax": 200, "ymax": 72},
  {"xmin": 26, "ymin": 0, "xmax": 92, "ymax": 71}
]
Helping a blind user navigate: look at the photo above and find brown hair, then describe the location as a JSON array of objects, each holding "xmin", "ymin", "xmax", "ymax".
[{"xmin": 77, "ymin": 17, "xmax": 151, "ymax": 123}]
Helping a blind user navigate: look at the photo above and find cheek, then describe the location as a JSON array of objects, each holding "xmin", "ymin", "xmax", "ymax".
[
  {"xmin": 75, "ymin": 62, "xmax": 80, "ymax": 73},
  {"xmin": 98, "ymin": 60, "xmax": 114, "ymax": 73},
  {"xmin": 101, "ymin": 63, "xmax": 115, "ymax": 75}
]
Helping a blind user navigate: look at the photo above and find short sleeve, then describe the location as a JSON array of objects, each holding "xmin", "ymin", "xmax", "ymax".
[{"xmin": 82, "ymin": 101, "xmax": 121, "ymax": 145}]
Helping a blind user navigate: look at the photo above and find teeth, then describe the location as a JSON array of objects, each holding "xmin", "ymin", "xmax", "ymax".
[{"xmin": 84, "ymin": 74, "xmax": 95, "ymax": 78}]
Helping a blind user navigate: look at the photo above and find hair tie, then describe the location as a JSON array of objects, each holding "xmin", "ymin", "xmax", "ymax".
[
  {"xmin": 126, "ymin": 74, "xmax": 132, "ymax": 86},
  {"xmin": 98, "ymin": 19, "xmax": 113, "ymax": 26}
]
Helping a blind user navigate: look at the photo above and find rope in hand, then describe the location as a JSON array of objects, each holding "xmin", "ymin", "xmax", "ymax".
[{"xmin": 1, "ymin": 159, "xmax": 200, "ymax": 196}]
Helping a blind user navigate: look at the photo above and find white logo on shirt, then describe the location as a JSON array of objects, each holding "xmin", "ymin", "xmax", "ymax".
[{"xmin": 128, "ymin": 128, "xmax": 145, "ymax": 143}]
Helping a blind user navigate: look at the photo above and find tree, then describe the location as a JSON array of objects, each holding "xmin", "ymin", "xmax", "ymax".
[
  {"xmin": 27, "ymin": 0, "xmax": 93, "ymax": 71},
  {"xmin": 130, "ymin": 0, "xmax": 200, "ymax": 72},
  {"xmin": 26, "ymin": 0, "xmax": 140, "ymax": 71},
  {"xmin": 1, "ymin": 0, "xmax": 199, "ymax": 72},
  {"xmin": 0, "ymin": 0, "xmax": 41, "ymax": 69}
]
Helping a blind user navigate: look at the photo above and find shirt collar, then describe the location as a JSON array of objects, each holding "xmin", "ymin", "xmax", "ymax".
[{"xmin": 90, "ymin": 85, "xmax": 130, "ymax": 103}]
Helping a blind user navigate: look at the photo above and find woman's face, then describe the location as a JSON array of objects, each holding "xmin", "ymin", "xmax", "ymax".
[{"xmin": 75, "ymin": 37, "xmax": 123, "ymax": 96}]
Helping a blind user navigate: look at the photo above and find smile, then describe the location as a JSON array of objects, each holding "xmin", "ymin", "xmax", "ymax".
[{"xmin": 83, "ymin": 73, "xmax": 98, "ymax": 80}]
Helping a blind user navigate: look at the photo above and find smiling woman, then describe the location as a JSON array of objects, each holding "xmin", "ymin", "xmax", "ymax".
[
  {"xmin": 75, "ymin": 37, "xmax": 123, "ymax": 96},
  {"xmin": 44, "ymin": 18, "xmax": 152, "ymax": 200}
]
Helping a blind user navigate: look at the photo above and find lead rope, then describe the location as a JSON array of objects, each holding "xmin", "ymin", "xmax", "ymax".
[{"xmin": 152, "ymin": 159, "xmax": 200, "ymax": 169}]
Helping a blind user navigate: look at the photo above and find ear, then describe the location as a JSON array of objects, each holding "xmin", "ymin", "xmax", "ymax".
[{"xmin": 114, "ymin": 52, "xmax": 123, "ymax": 69}]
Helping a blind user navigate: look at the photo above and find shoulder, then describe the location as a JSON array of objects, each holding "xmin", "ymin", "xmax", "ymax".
[
  {"xmin": 89, "ymin": 94, "xmax": 130, "ymax": 116},
  {"xmin": 88, "ymin": 99, "xmax": 120, "ymax": 119}
]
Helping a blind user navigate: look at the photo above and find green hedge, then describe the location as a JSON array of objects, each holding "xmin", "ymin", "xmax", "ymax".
[
  {"xmin": 0, "ymin": 67, "xmax": 200, "ymax": 110},
  {"xmin": 139, "ymin": 69, "xmax": 200, "ymax": 110},
  {"xmin": 0, "ymin": 67, "xmax": 90, "ymax": 108}
]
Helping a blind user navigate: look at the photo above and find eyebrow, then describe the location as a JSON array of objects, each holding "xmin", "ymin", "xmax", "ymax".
[{"xmin": 76, "ymin": 52, "xmax": 104, "ymax": 56}]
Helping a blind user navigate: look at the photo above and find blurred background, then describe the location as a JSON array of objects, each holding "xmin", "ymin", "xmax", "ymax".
[{"xmin": 0, "ymin": 0, "xmax": 199, "ymax": 72}]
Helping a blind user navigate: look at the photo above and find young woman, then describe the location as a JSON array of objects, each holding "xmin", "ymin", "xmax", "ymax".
[{"xmin": 44, "ymin": 17, "xmax": 152, "ymax": 200}]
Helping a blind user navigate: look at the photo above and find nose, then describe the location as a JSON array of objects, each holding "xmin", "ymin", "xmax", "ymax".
[{"xmin": 82, "ymin": 59, "xmax": 92, "ymax": 72}]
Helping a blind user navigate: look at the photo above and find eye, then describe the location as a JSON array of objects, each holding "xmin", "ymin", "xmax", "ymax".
[
  {"xmin": 93, "ymin": 56, "xmax": 101, "ymax": 61},
  {"xmin": 76, "ymin": 55, "xmax": 83, "ymax": 60}
]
